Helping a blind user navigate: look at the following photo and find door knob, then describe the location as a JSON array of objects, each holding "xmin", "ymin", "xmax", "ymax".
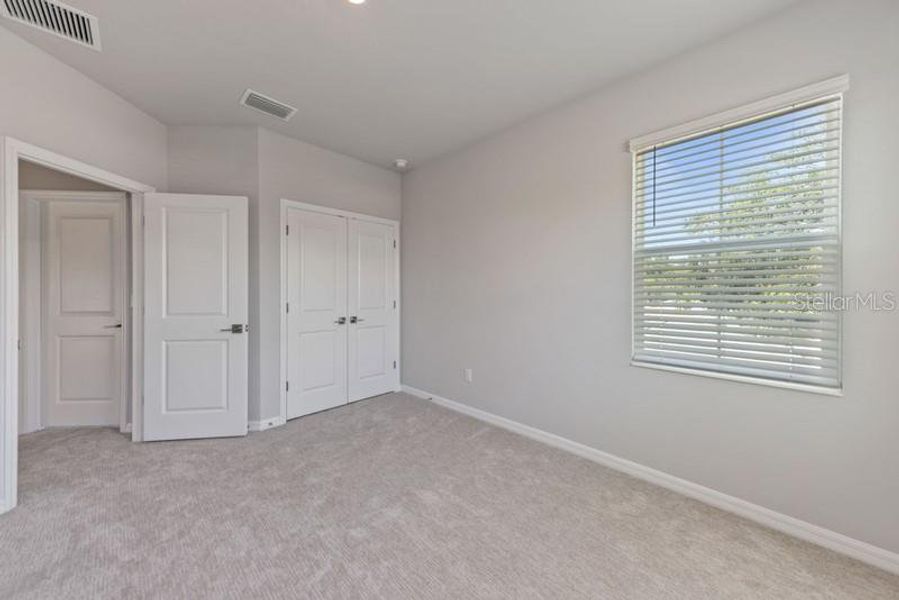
[
  {"xmin": 104, "ymin": 323, "xmax": 123, "ymax": 329},
  {"xmin": 220, "ymin": 324, "xmax": 246, "ymax": 333},
  {"xmin": 350, "ymin": 316, "xmax": 364, "ymax": 324},
  {"xmin": 334, "ymin": 317, "xmax": 347, "ymax": 325}
]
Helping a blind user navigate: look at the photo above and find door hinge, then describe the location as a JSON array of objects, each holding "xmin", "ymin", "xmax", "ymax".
[
  {"xmin": 393, "ymin": 239, "xmax": 397, "ymax": 249},
  {"xmin": 393, "ymin": 361, "xmax": 397, "ymax": 369},
  {"xmin": 141, "ymin": 215, "xmax": 146, "ymax": 226},
  {"xmin": 285, "ymin": 224, "xmax": 289, "ymax": 236},
  {"xmin": 286, "ymin": 302, "xmax": 289, "ymax": 313},
  {"xmin": 286, "ymin": 381, "xmax": 290, "ymax": 392}
]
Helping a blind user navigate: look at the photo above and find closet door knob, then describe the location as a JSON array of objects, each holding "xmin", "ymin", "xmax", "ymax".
[{"xmin": 335, "ymin": 317, "xmax": 347, "ymax": 325}]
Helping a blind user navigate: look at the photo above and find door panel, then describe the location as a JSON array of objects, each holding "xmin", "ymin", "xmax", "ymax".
[
  {"xmin": 300, "ymin": 331, "xmax": 338, "ymax": 390},
  {"xmin": 286, "ymin": 209, "xmax": 348, "ymax": 419},
  {"xmin": 58, "ymin": 217, "xmax": 114, "ymax": 313},
  {"xmin": 165, "ymin": 209, "xmax": 229, "ymax": 315},
  {"xmin": 58, "ymin": 336, "xmax": 115, "ymax": 400},
  {"xmin": 143, "ymin": 194, "xmax": 248, "ymax": 441},
  {"xmin": 348, "ymin": 219, "xmax": 398, "ymax": 401},
  {"xmin": 44, "ymin": 200, "xmax": 125, "ymax": 427},
  {"xmin": 164, "ymin": 340, "xmax": 228, "ymax": 412},
  {"xmin": 356, "ymin": 327, "xmax": 386, "ymax": 379}
]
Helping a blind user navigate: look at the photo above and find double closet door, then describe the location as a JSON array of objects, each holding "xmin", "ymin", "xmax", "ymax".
[{"xmin": 285, "ymin": 206, "xmax": 399, "ymax": 419}]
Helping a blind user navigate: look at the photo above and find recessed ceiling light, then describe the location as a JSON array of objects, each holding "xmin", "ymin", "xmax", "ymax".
[
  {"xmin": 393, "ymin": 159, "xmax": 410, "ymax": 171},
  {"xmin": 348, "ymin": 0, "xmax": 366, "ymax": 5}
]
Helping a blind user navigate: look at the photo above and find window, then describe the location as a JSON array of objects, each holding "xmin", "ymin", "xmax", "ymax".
[{"xmin": 631, "ymin": 88, "xmax": 843, "ymax": 391}]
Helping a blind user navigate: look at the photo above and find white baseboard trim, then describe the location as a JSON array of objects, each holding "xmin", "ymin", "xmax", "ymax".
[
  {"xmin": 401, "ymin": 384, "xmax": 899, "ymax": 575},
  {"xmin": 248, "ymin": 417, "xmax": 286, "ymax": 432}
]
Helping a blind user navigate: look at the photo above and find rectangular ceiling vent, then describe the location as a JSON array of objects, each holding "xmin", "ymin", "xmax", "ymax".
[
  {"xmin": 1, "ymin": 0, "xmax": 101, "ymax": 50},
  {"xmin": 240, "ymin": 89, "xmax": 297, "ymax": 122}
]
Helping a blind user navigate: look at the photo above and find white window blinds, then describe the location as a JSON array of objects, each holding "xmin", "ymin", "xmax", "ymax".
[{"xmin": 632, "ymin": 96, "xmax": 842, "ymax": 389}]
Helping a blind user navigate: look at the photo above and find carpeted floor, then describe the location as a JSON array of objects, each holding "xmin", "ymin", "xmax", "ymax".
[{"xmin": 1, "ymin": 393, "xmax": 897, "ymax": 599}]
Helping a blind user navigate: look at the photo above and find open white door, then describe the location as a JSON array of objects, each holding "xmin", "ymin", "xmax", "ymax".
[{"xmin": 143, "ymin": 193, "xmax": 248, "ymax": 441}]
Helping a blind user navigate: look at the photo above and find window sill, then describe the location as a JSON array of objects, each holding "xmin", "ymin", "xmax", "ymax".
[{"xmin": 630, "ymin": 360, "xmax": 843, "ymax": 397}]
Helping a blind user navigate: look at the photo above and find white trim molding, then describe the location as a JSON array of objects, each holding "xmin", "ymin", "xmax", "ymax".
[
  {"xmin": 248, "ymin": 417, "xmax": 286, "ymax": 432},
  {"xmin": 401, "ymin": 384, "xmax": 899, "ymax": 576},
  {"xmin": 0, "ymin": 137, "xmax": 18, "ymax": 513},
  {"xmin": 6, "ymin": 139, "xmax": 156, "ymax": 193},
  {"xmin": 628, "ymin": 74, "xmax": 849, "ymax": 152},
  {"xmin": 280, "ymin": 199, "xmax": 400, "ymax": 227}
]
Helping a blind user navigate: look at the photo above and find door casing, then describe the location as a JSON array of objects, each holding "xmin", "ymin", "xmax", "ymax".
[{"xmin": 279, "ymin": 199, "xmax": 401, "ymax": 424}]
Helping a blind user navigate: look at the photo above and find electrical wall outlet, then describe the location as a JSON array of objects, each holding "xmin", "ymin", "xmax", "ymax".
[{"xmin": 463, "ymin": 368, "xmax": 473, "ymax": 383}]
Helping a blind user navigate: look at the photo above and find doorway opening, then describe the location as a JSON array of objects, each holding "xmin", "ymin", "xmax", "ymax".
[
  {"xmin": 1, "ymin": 137, "xmax": 156, "ymax": 514},
  {"xmin": 18, "ymin": 162, "xmax": 133, "ymax": 435}
]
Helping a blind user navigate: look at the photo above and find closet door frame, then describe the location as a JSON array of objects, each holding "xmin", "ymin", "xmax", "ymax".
[{"xmin": 279, "ymin": 199, "xmax": 400, "ymax": 424}]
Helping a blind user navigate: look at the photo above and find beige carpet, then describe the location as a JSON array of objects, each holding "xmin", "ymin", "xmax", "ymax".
[{"xmin": 1, "ymin": 393, "xmax": 897, "ymax": 599}]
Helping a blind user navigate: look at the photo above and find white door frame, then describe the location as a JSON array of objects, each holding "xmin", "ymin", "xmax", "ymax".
[
  {"xmin": 279, "ymin": 199, "xmax": 401, "ymax": 425},
  {"xmin": 20, "ymin": 191, "xmax": 129, "ymax": 433},
  {"xmin": 0, "ymin": 137, "xmax": 155, "ymax": 514}
]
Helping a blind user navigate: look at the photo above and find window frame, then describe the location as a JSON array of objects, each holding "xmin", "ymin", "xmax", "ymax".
[{"xmin": 629, "ymin": 76, "xmax": 848, "ymax": 396}]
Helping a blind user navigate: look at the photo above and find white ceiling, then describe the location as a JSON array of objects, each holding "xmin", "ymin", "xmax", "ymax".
[{"xmin": 2, "ymin": 0, "xmax": 799, "ymax": 168}]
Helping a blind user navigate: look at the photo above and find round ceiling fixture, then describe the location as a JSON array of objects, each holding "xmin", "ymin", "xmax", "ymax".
[
  {"xmin": 348, "ymin": 0, "xmax": 366, "ymax": 5},
  {"xmin": 393, "ymin": 159, "xmax": 410, "ymax": 171}
]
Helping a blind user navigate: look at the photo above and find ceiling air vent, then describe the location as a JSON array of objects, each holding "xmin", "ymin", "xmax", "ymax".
[
  {"xmin": 1, "ymin": 0, "xmax": 101, "ymax": 50},
  {"xmin": 240, "ymin": 89, "xmax": 297, "ymax": 122}
]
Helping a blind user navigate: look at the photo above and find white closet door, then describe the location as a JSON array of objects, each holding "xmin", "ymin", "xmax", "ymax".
[
  {"xmin": 43, "ymin": 199, "xmax": 125, "ymax": 427},
  {"xmin": 286, "ymin": 209, "xmax": 348, "ymax": 419},
  {"xmin": 143, "ymin": 193, "xmax": 248, "ymax": 441},
  {"xmin": 348, "ymin": 219, "xmax": 398, "ymax": 402}
]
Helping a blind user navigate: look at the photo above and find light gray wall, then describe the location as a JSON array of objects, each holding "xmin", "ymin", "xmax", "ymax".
[
  {"xmin": 19, "ymin": 162, "xmax": 117, "ymax": 191},
  {"xmin": 402, "ymin": 0, "xmax": 899, "ymax": 554},
  {"xmin": 167, "ymin": 126, "xmax": 401, "ymax": 422},
  {"xmin": 0, "ymin": 27, "xmax": 167, "ymax": 189},
  {"xmin": 256, "ymin": 129, "xmax": 401, "ymax": 421},
  {"xmin": 166, "ymin": 126, "xmax": 259, "ymax": 198}
]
